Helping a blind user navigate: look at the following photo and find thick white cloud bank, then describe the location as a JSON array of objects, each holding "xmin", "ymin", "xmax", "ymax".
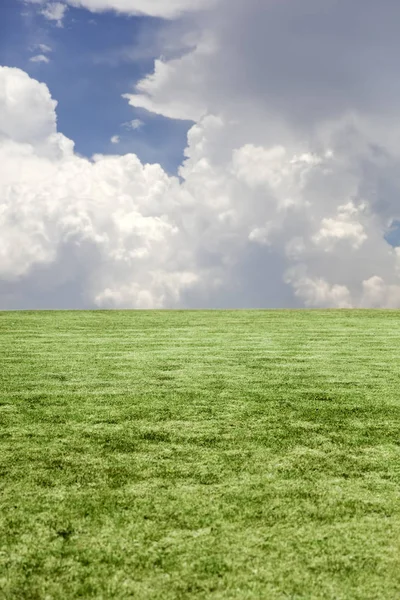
[
  {"xmin": 28, "ymin": 0, "xmax": 216, "ymax": 20},
  {"xmin": 3, "ymin": 0, "xmax": 400, "ymax": 308}
]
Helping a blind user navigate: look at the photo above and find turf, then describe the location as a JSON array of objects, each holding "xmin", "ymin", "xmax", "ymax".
[{"xmin": 1, "ymin": 310, "xmax": 400, "ymax": 599}]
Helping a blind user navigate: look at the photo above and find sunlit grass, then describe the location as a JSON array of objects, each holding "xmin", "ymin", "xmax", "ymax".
[{"xmin": 1, "ymin": 310, "xmax": 400, "ymax": 598}]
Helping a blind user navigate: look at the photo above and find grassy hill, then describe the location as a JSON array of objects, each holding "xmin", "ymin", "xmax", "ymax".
[{"xmin": 1, "ymin": 310, "xmax": 400, "ymax": 599}]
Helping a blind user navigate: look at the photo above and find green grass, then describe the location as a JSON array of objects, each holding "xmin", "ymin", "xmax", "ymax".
[{"xmin": 1, "ymin": 310, "xmax": 400, "ymax": 599}]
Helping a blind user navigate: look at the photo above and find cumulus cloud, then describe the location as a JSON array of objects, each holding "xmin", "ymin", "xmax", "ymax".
[
  {"xmin": 120, "ymin": 0, "xmax": 400, "ymax": 308},
  {"xmin": 123, "ymin": 56, "xmax": 208, "ymax": 121},
  {"xmin": 3, "ymin": 0, "xmax": 400, "ymax": 308},
  {"xmin": 312, "ymin": 203, "xmax": 368, "ymax": 252},
  {"xmin": 0, "ymin": 67, "xmax": 57, "ymax": 144},
  {"xmin": 125, "ymin": 0, "xmax": 400, "ymax": 150},
  {"xmin": 0, "ymin": 68, "xmax": 205, "ymax": 308},
  {"xmin": 110, "ymin": 135, "xmax": 120, "ymax": 144},
  {"xmin": 361, "ymin": 274, "xmax": 400, "ymax": 309}
]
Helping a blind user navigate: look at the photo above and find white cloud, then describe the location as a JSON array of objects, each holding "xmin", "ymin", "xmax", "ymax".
[
  {"xmin": 124, "ymin": 0, "xmax": 400, "ymax": 147},
  {"xmin": 123, "ymin": 39, "xmax": 213, "ymax": 121},
  {"xmin": 123, "ymin": 119, "xmax": 144, "ymax": 131},
  {"xmin": 285, "ymin": 272, "xmax": 353, "ymax": 309},
  {"xmin": 361, "ymin": 275, "xmax": 400, "ymax": 309},
  {"xmin": 29, "ymin": 54, "xmax": 50, "ymax": 64},
  {"xmin": 27, "ymin": 0, "xmax": 217, "ymax": 19},
  {"xmin": 37, "ymin": 44, "xmax": 52, "ymax": 54},
  {"xmin": 312, "ymin": 203, "xmax": 368, "ymax": 252},
  {"xmin": 0, "ymin": 67, "xmax": 57, "ymax": 144},
  {"xmin": 0, "ymin": 68, "xmax": 203, "ymax": 308},
  {"xmin": 110, "ymin": 135, "xmax": 120, "ymax": 144},
  {"xmin": 2, "ymin": 66, "xmax": 400, "ymax": 309},
  {"xmin": 40, "ymin": 2, "xmax": 67, "ymax": 27},
  {"xmin": 4, "ymin": 0, "xmax": 400, "ymax": 309}
]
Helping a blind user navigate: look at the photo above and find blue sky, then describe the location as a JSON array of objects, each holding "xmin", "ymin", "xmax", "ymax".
[{"xmin": 0, "ymin": 0, "xmax": 191, "ymax": 173}]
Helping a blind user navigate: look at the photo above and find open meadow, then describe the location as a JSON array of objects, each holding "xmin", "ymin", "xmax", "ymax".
[{"xmin": 1, "ymin": 310, "xmax": 400, "ymax": 599}]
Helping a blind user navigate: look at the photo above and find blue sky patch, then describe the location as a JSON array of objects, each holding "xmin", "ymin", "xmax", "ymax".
[{"xmin": 0, "ymin": 0, "xmax": 192, "ymax": 173}]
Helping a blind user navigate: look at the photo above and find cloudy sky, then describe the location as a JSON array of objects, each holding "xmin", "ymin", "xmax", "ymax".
[{"xmin": 1, "ymin": 0, "xmax": 400, "ymax": 309}]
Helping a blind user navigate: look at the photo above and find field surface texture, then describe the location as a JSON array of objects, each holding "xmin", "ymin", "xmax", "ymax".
[{"xmin": 1, "ymin": 310, "xmax": 400, "ymax": 599}]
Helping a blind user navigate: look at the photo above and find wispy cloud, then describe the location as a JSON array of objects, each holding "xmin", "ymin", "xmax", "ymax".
[
  {"xmin": 40, "ymin": 2, "xmax": 67, "ymax": 27},
  {"xmin": 29, "ymin": 54, "xmax": 50, "ymax": 64},
  {"xmin": 110, "ymin": 135, "xmax": 120, "ymax": 144},
  {"xmin": 37, "ymin": 43, "xmax": 52, "ymax": 54},
  {"xmin": 123, "ymin": 119, "xmax": 144, "ymax": 131}
]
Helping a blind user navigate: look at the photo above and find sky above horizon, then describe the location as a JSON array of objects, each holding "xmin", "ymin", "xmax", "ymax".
[{"xmin": 1, "ymin": 0, "xmax": 400, "ymax": 309}]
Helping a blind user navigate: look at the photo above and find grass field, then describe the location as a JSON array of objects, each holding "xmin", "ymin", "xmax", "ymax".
[{"xmin": 1, "ymin": 310, "xmax": 400, "ymax": 599}]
